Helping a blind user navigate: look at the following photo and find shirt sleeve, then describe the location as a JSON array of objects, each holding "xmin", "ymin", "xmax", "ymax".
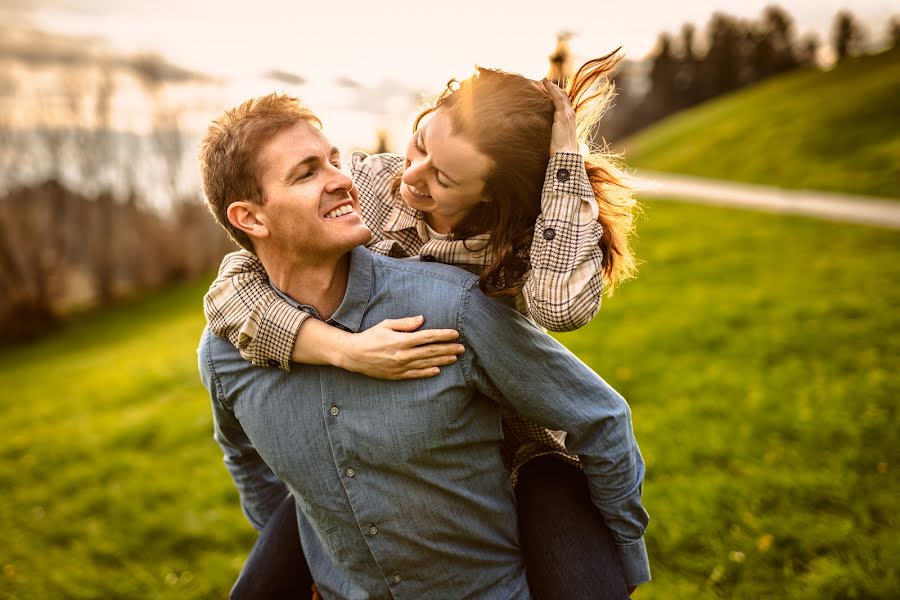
[
  {"xmin": 203, "ymin": 250, "xmax": 310, "ymax": 371},
  {"xmin": 522, "ymin": 152, "xmax": 605, "ymax": 332},
  {"xmin": 456, "ymin": 288, "xmax": 651, "ymax": 587},
  {"xmin": 199, "ymin": 330, "xmax": 290, "ymax": 530}
]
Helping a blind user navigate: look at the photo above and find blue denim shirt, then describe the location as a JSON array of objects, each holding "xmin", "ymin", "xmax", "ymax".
[{"xmin": 199, "ymin": 247, "xmax": 650, "ymax": 598}]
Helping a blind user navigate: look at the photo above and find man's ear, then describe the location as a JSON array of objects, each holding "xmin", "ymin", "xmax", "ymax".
[{"xmin": 227, "ymin": 201, "xmax": 270, "ymax": 240}]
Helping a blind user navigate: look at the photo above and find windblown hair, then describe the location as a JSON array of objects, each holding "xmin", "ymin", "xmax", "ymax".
[
  {"xmin": 199, "ymin": 93, "xmax": 321, "ymax": 251},
  {"xmin": 410, "ymin": 49, "xmax": 638, "ymax": 297}
]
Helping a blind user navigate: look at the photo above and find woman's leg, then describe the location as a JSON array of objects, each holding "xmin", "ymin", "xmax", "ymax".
[
  {"xmin": 230, "ymin": 494, "xmax": 315, "ymax": 600},
  {"xmin": 516, "ymin": 456, "xmax": 630, "ymax": 600}
]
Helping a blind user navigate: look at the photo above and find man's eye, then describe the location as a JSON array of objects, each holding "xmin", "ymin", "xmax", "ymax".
[{"xmin": 295, "ymin": 170, "xmax": 314, "ymax": 182}]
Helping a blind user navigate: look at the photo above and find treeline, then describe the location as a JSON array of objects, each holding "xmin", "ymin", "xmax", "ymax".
[
  {"xmin": 0, "ymin": 58, "xmax": 234, "ymax": 343},
  {"xmin": 596, "ymin": 7, "xmax": 898, "ymax": 141}
]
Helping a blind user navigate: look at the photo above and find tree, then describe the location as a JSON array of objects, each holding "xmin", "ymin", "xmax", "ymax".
[
  {"xmin": 832, "ymin": 10, "xmax": 866, "ymax": 61},
  {"xmin": 547, "ymin": 32, "xmax": 573, "ymax": 87},
  {"xmin": 888, "ymin": 16, "xmax": 900, "ymax": 49},
  {"xmin": 754, "ymin": 5, "xmax": 798, "ymax": 78},
  {"xmin": 797, "ymin": 32, "xmax": 821, "ymax": 67}
]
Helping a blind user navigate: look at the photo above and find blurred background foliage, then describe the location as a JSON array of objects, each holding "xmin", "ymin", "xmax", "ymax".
[{"xmin": 1, "ymin": 3, "xmax": 898, "ymax": 599}]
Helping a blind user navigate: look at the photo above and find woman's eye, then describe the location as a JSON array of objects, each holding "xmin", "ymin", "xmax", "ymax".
[
  {"xmin": 415, "ymin": 132, "xmax": 425, "ymax": 153},
  {"xmin": 436, "ymin": 177, "xmax": 450, "ymax": 188}
]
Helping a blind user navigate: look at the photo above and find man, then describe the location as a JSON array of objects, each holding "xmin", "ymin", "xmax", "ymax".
[{"xmin": 198, "ymin": 93, "xmax": 650, "ymax": 599}]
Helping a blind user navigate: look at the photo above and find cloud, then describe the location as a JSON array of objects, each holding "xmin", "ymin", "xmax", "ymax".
[
  {"xmin": 0, "ymin": 25, "xmax": 210, "ymax": 85},
  {"xmin": 335, "ymin": 76, "xmax": 362, "ymax": 89},
  {"xmin": 264, "ymin": 69, "xmax": 306, "ymax": 85},
  {"xmin": 342, "ymin": 78, "xmax": 424, "ymax": 115}
]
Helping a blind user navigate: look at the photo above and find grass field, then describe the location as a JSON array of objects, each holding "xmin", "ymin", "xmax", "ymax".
[
  {"xmin": 2, "ymin": 201, "xmax": 898, "ymax": 598},
  {"xmin": 622, "ymin": 48, "xmax": 900, "ymax": 199}
]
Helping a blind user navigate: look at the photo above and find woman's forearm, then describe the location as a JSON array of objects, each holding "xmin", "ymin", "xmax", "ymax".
[{"xmin": 290, "ymin": 318, "xmax": 352, "ymax": 366}]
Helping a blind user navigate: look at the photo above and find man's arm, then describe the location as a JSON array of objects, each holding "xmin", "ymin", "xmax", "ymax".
[
  {"xmin": 456, "ymin": 291, "xmax": 651, "ymax": 587},
  {"xmin": 198, "ymin": 329, "xmax": 289, "ymax": 530}
]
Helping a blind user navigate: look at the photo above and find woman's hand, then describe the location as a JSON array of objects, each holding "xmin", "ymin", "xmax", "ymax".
[
  {"xmin": 542, "ymin": 78, "xmax": 579, "ymax": 155},
  {"xmin": 336, "ymin": 316, "xmax": 464, "ymax": 380}
]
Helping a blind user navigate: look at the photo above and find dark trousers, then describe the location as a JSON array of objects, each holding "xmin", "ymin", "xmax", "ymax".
[
  {"xmin": 230, "ymin": 494, "xmax": 312, "ymax": 599},
  {"xmin": 231, "ymin": 457, "xmax": 628, "ymax": 599},
  {"xmin": 516, "ymin": 456, "xmax": 629, "ymax": 600}
]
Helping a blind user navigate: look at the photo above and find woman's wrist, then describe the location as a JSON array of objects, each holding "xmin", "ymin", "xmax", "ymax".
[
  {"xmin": 328, "ymin": 328, "xmax": 355, "ymax": 370},
  {"xmin": 291, "ymin": 318, "xmax": 353, "ymax": 368}
]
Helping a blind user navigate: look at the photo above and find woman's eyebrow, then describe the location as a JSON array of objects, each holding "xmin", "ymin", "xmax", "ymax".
[{"xmin": 422, "ymin": 126, "xmax": 461, "ymax": 185}]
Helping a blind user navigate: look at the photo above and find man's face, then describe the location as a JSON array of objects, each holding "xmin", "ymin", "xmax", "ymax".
[{"xmin": 255, "ymin": 121, "xmax": 371, "ymax": 260}]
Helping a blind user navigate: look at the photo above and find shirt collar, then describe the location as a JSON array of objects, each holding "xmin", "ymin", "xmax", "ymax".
[
  {"xmin": 383, "ymin": 198, "xmax": 421, "ymax": 234},
  {"xmin": 269, "ymin": 246, "xmax": 373, "ymax": 333}
]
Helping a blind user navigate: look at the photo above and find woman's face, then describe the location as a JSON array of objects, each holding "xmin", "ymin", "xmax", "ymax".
[{"xmin": 400, "ymin": 108, "xmax": 494, "ymax": 234}]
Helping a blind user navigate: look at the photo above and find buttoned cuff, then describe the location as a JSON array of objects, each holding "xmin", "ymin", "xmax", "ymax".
[
  {"xmin": 617, "ymin": 537, "xmax": 651, "ymax": 587},
  {"xmin": 544, "ymin": 152, "xmax": 593, "ymax": 198},
  {"xmin": 243, "ymin": 302, "xmax": 310, "ymax": 372}
]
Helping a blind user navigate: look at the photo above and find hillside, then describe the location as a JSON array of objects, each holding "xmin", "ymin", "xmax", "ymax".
[
  {"xmin": 623, "ymin": 48, "xmax": 900, "ymax": 198},
  {"xmin": 1, "ymin": 202, "xmax": 897, "ymax": 598}
]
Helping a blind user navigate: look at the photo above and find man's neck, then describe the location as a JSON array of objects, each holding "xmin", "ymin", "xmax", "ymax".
[{"xmin": 259, "ymin": 249, "xmax": 351, "ymax": 320}]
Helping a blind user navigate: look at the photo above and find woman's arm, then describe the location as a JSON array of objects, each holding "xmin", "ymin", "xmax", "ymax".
[
  {"xmin": 521, "ymin": 81, "xmax": 605, "ymax": 332},
  {"xmin": 204, "ymin": 250, "xmax": 463, "ymax": 377}
]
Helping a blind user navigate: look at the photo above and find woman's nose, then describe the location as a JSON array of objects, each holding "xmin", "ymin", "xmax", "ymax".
[{"xmin": 402, "ymin": 156, "xmax": 428, "ymax": 186}]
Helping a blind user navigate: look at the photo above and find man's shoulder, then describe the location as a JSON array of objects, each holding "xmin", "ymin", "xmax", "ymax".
[
  {"xmin": 369, "ymin": 252, "xmax": 481, "ymax": 292},
  {"xmin": 198, "ymin": 325, "xmax": 258, "ymax": 376}
]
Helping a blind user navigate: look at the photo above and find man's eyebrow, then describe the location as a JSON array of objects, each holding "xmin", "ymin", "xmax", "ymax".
[
  {"xmin": 282, "ymin": 147, "xmax": 341, "ymax": 184},
  {"xmin": 421, "ymin": 126, "xmax": 460, "ymax": 185},
  {"xmin": 283, "ymin": 156, "xmax": 320, "ymax": 184}
]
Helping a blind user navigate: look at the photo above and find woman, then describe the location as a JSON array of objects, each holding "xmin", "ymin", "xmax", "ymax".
[{"xmin": 207, "ymin": 50, "xmax": 641, "ymax": 599}]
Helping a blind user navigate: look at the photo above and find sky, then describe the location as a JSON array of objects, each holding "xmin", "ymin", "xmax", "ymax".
[{"xmin": 3, "ymin": 0, "xmax": 897, "ymax": 188}]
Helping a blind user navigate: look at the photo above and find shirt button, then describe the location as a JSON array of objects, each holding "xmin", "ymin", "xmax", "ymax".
[
  {"xmin": 392, "ymin": 574, "xmax": 402, "ymax": 583},
  {"xmin": 329, "ymin": 406, "xmax": 340, "ymax": 416},
  {"xmin": 368, "ymin": 525, "xmax": 378, "ymax": 535},
  {"xmin": 345, "ymin": 467, "xmax": 355, "ymax": 477},
  {"xmin": 543, "ymin": 228, "xmax": 556, "ymax": 241},
  {"xmin": 556, "ymin": 168, "xmax": 570, "ymax": 182},
  {"xmin": 422, "ymin": 254, "xmax": 436, "ymax": 262},
  {"xmin": 267, "ymin": 359, "xmax": 281, "ymax": 368}
]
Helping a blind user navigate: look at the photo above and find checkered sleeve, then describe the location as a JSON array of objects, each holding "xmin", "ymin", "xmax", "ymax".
[
  {"xmin": 522, "ymin": 152, "xmax": 605, "ymax": 332},
  {"xmin": 203, "ymin": 250, "xmax": 309, "ymax": 372}
]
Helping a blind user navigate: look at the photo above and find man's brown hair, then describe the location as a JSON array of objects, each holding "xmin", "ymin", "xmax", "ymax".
[{"xmin": 199, "ymin": 93, "xmax": 321, "ymax": 251}]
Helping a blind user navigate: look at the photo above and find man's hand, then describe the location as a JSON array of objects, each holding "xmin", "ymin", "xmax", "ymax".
[
  {"xmin": 336, "ymin": 316, "xmax": 464, "ymax": 379},
  {"xmin": 542, "ymin": 78, "xmax": 579, "ymax": 155}
]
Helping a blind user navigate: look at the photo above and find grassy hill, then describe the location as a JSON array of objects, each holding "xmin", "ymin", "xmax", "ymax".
[
  {"xmin": 1, "ymin": 203, "xmax": 898, "ymax": 598},
  {"xmin": 623, "ymin": 48, "xmax": 900, "ymax": 198}
]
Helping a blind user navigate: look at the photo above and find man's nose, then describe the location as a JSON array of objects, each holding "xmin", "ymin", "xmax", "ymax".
[{"xmin": 325, "ymin": 166, "xmax": 354, "ymax": 194}]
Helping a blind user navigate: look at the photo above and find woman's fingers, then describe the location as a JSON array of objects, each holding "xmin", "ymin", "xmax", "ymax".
[
  {"xmin": 542, "ymin": 78, "xmax": 572, "ymax": 111},
  {"xmin": 378, "ymin": 317, "xmax": 460, "ymax": 343},
  {"xmin": 402, "ymin": 328, "xmax": 461, "ymax": 346},
  {"xmin": 405, "ymin": 354, "xmax": 461, "ymax": 370},
  {"xmin": 543, "ymin": 78, "xmax": 579, "ymax": 154},
  {"xmin": 397, "ymin": 367, "xmax": 442, "ymax": 380},
  {"xmin": 405, "ymin": 342, "xmax": 465, "ymax": 360},
  {"xmin": 379, "ymin": 315, "xmax": 426, "ymax": 332}
]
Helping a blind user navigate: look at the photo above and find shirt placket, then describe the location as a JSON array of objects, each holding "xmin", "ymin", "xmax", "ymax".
[{"xmin": 321, "ymin": 381, "xmax": 405, "ymax": 595}]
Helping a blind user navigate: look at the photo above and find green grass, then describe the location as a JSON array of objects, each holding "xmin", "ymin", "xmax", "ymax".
[
  {"xmin": 2, "ymin": 202, "xmax": 898, "ymax": 598},
  {"xmin": 622, "ymin": 48, "xmax": 900, "ymax": 198}
]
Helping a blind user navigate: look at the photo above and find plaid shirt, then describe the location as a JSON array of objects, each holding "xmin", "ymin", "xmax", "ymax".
[{"xmin": 204, "ymin": 151, "xmax": 604, "ymax": 479}]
